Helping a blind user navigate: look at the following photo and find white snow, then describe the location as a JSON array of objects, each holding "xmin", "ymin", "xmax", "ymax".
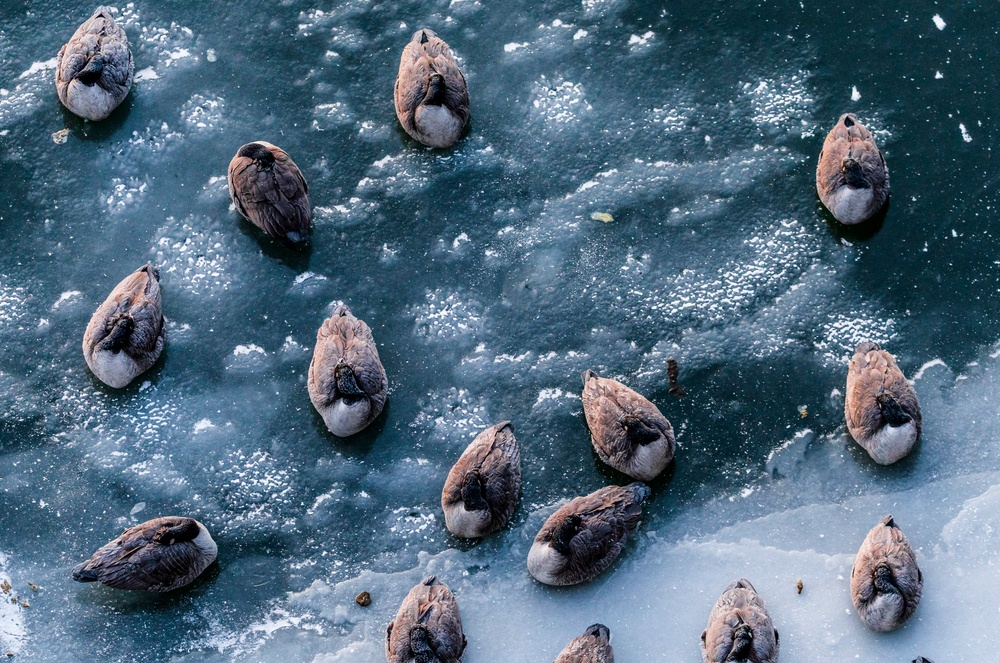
[{"xmin": 932, "ymin": 14, "xmax": 946, "ymax": 30}]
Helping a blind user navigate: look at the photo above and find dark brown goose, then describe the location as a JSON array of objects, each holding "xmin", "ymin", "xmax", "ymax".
[
  {"xmin": 554, "ymin": 623, "xmax": 615, "ymax": 663},
  {"xmin": 55, "ymin": 7, "xmax": 134, "ymax": 121},
  {"xmin": 72, "ymin": 517, "xmax": 217, "ymax": 592},
  {"xmin": 386, "ymin": 576, "xmax": 466, "ymax": 663},
  {"xmin": 394, "ymin": 29, "xmax": 470, "ymax": 148},
  {"xmin": 227, "ymin": 141, "xmax": 312, "ymax": 245},
  {"xmin": 527, "ymin": 482, "xmax": 650, "ymax": 586},
  {"xmin": 851, "ymin": 515, "xmax": 923, "ymax": 632},
  {"xmin": 816, "ymin": 113, "xmax": 889, "ymax": 224},
  {"xmin": 441, "ymin": 421, "xmax": 521, "ymax": 538},
  {"xmin": 701, "ymin": 579, "xmax": 779, "ymax": 663},
  {"xmin": 82, "ymin": 263, "xmax": 165, "ymax": 389},
  {"xmin": 308, "ymin": 304, "xmax": 387, "ymax": 437},
  {"xmin": 581, "ymin": 370, "xmax": 675, "ymax": 481},
  {"xmin": 845, "ymin": 341, "xmax": 921, "ymax": 465}
]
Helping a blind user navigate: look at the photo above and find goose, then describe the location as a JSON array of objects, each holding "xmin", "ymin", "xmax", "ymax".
[
  {"xmin": 845, "ymin": 341, "xmax": 921, "ymax": 464},
  {"xmin": 701, "ymin": 579, "xmax": 779, "ymax": 663},
  {"xmin": 308, "ymin": 304, "xmax": 388, "ymax": 436},
  {"xmin": 554, "ymin": 623, "xmax": 615, "ymax": 663},
  {"xmin": 441, "ymin": 421, "xmax": 521, "ymax": 538},
  {"xmin": 527, "ymin": 482, "xmax": 650, "ymax": 586},
  {"xmin": 851, "ymin": 515, "xmax": 923, "ymax": 632},
  {"xmin": 386, "ymin": 576, "xmax": 466, "ymax": 663},
  {"xmin": 227, "ymin": 141, "xmax": 312, "ymax": 245},
  {"xmin": 82, "ymin": 263, "xmax": 165, "ymax": 389},
  {"xmin": 912, "ymin": 659, "xmax": 934, "ymax": 663},
  {"xmin": 816, "ymin": 113, "xmax": 889, "ymax": 224},
  {"xmin": 394, "ymin": 29, "xmax": 470, "ymax": 148},
  {"xmin": 55, "ymin": 6, "xmax": 134, "ymax": 121},
  {"xmin": 581, "ymin": 370, "xmax": 675, "ymax": 481},
  {"xmin": 72, "ymin": 517, "xmax": 217, "ymax": 592}
]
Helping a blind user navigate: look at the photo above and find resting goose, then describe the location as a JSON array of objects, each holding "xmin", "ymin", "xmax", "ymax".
[
  {"xmin": 82, "ymin": 263, "xmax": 165, "ymax": 389},
  {"xmin": 581, "ymin": 370, "xmax": 675, "ymax": 481},
  {"xmin": 386, "ymin": 576, "xmax": 466, "ymax": 663},
  {"xmin": 308, "ymin": 304, "xmax": 388, "ymax": 437},
  {"xmin": 554, "ymin": 623, "xmax": 615, "ymax": 663},
  {"xmin": 701, "ymin": 579, "xmax": 779, "ymax": 663},
  {"xmin": 55, "ymin": 6, "xmax": 134, "ymax": 121},
  {"xmin": 227, "ymin": 141, "xmax": 312, "ymax": 245},
  {"xmin": 72, "ymin": 517, "xmax": 217, "ymax": 592},
  {"xmin": 851, "ymin": 514, "xmax": 923, "ymax": 632},
  {"xmin": 441, "ymin": 421, "xmax": 521, "ymax": 538},
  {"xmin": 816, "ymin": 113, "xmax": 889, "ymax": 224},
  {"xmin": 845, "ymin": 341, "xmax": 921, "ymax": 464},
  {"xmin": 527, "ymin": 482, "xmax": 650, "ymax": 586},
  {"xmin": 394, "ymin": 29, "xmax": 470, "ymax": 148}
]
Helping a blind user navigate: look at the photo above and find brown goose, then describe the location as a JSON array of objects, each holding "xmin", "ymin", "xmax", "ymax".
[
  {"xmin": 581, "ymin": 370, "xmax": 675, "ymax": 481},
  {"xmin": 394, "ymin": 29, "xmax": 470, "ymax": 149},
  {"xmin": 701, "ymin": 579, "xmax": 778, "ymax": 663},
  {"xmin": 816, "ymin": 113, "xmax": 889, "ymax": 224},
  {"xmin": 851, "ymin": 515, "xmax": 923, "ymax": 632},
  {"xmin": 72, "ymin": 517, "xmax": 217, "ymax": 592},
  {"xmin": 554, "ymin": 623, "xmax": 615, "ymax": 663},
  {"xmin": 55, "ymin": 7, "xmax": 134, "ymax": 121},
  {"xmin": 386, "ymin": 576, "xmax": 466, "ymax": 663},
  {"xmin": 82, "ymin": 263, "xmax": 165, "ymax": 389},
  {"xmin": 527, "ymin": 482, "xmax": 650, "ymax": 586},
  {"xmin": 227, "ymin": 141, "xmax": 312, "ymax": 245},
  {"xmin": 845, "ymin": 341, "xmax": 921, "ymax": 465},
  {"xmin": 308, "ymin": 304, "xmax": 388, "ymax": 437},
  {"xmin": 441, "ymin": 421, "xmax": 521, "ymax": 538}
]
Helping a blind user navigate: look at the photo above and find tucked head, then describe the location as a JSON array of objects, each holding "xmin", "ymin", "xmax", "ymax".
[
  {"xmin": 413, "ymin": 28, "xmax": 437, "ymax": 44},
  {"xmin": 584, "ymin": 623, "xmax": 611, "ymax": 642},
  {"xmin": 237, "ymin": 142, "xmax": 275, "ymax": 166}
]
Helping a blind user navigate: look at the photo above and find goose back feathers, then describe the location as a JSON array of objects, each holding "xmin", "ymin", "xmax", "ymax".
[
  {"xmin": 527, "ymin": 482, "xmax": 650, "ymax": 586},
  {"xmin": 701, "ymin": 579, "xmax": 779, "ymax": 663},
  {"xmin": 82, "ymin": 263, "xmax": 165, "ymax": 389},
  {"xmin": 228, "ymin": 141, "xmax": 312, "ymax": 245},
  {"xmin": 441, "ymin": 421, "xmax": 521, "ymax": 538},
  {"xmin": 851, "ymin": 515, "xmax": 923, "ymax": 632},
  {"xmin": 72, "ymin": 517, "xmax": 217, "ymax": 592},
  {"xmin": 394, "ymin": 29, "xmax": 470, "ymax": 148},
  {"xmin": 816, "ymin": 113, "xmax": 889, "ymax": 224},
  {"xmin": 845, "ymin": 341, "xmax": 921, "ymax": 464},
  {"xmin": 386, "ymin": 576, "xmax": 467, "ymax": 663},
  {"xmin": 55, "ymin": 7, "xmax": 134, "ymax": 121},
  {"xmin": 555, "ymin": 623, "xmax": 615, "ymax": 663},
  {"xmin": 308, "ymin": 304, "xmax": 388, "ymax": 437},
  {"xmin": 581, "ymin": 370, "xmax": 675, "ymax": 481}
]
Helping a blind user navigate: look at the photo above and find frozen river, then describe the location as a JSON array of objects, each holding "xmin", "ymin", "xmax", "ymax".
[{"xmin": 1, "ymin": 0, "xmax": 998, "ymax": 660}]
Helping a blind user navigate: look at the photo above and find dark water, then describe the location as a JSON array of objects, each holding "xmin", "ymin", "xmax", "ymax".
[{"xmin": 0, "ymin": 0, "xmax": 997, "ymax": 660}]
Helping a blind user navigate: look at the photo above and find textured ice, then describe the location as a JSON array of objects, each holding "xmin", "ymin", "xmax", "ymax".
[
  {"xmin": 180, "ymin": 94, "xmax": 226, "ymax": 132},
  {"xmin": 152, "ymin": 215, "xmax": 239, "ymax": 298},
  {"xmin": 0, "ymin": 554, "xmax": 27, "ymax": 656},
  {"xmin": 529, "ymin": 77, "xmax": 592, "ymax": 128},
  {"xmin": 103, "ymin": 177, "xmax": 150, "ymax": 213},
  {"xmin": 742, "ymin": 71, "xmax": 816, "ymax": 137},
  {"xmin": 410, "ymin": 289, "xmax": 485, "ymax": 343}
]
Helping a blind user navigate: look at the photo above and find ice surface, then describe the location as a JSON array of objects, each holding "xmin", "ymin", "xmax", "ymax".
[{"xmin": 1, "ymin": 0, "xmax": 998, "ymax": 661}]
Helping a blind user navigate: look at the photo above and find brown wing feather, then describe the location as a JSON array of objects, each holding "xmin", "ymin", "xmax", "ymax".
[
  {"xmin": 535, "ymin": 484, "xmax": 648, "ymax": 584},
  {"xmin": 308, "ymin": 307, "xmax": 388, "ymax": 412},
  {"xmin": 394, "ymin": 30, "xmax": 470, "ymax": 146},
  {"xmin": 442, "ymin": 422, "xmax": 521, "ymax": 529},
  {"xmin": 845, "ymin": 343, "xmax": 921, "ymax": 441},
  {"xmin": 387, "ymin": 577, "xmax": 465, "ymax": 663},
  {"xmin": 227, "ymin": 143, "xmax": 311, "ymax": 241},
  {"xmin": 74, "ymin": 517, "xmax": 212, "ymax": 592}
]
